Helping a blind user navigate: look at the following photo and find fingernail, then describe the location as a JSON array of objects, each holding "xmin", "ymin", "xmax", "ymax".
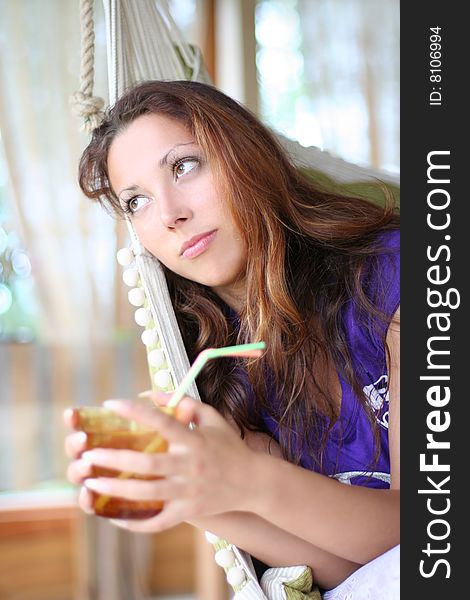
[
  {"xmin": 84, "ymin": 478, "xmax": 108, "ymax": 492},
  {"xmin": 81, "ymin": 450, "xmax": 97, "ymax": 464},
  {"xmin": 79, "ymin": 486, "xmax": 96, "ymax": 514},
  {"xmin": 109, "ymin": 519, "xmax": 133, "ymax": 531},
  {"xmin": 103, "ymin": 399, "xmax": 127, "ymax": 410},
  {"xmin": 137, "ymin": 390, "xmax": 153, "ymax": 398},
  {"xmin": 76, "ymin": 432, "xmax": 87, "ymax": 445},
  {"xmin": 81, "ymin": 498, "xmax": 95, "ymax": 515}
]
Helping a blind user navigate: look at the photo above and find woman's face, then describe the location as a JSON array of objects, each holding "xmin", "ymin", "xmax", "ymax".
[{"xmin": 107, "ymin": 114, "xmax": 248, "ymax": 309}]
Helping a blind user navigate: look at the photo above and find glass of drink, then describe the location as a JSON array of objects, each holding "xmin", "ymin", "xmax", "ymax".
[
  {"xmin": 70, "ymin": 405, "xmax": 173, "ymax": 519},
  {"xmin": 68, "ymin": 342, "xmax": 266, "ymax": 519}
]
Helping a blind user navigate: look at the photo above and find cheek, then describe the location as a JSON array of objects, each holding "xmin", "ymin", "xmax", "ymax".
[
  {"xmin": 132, "ymin": 225, "xmax": 151, "ymax": 251},
  {"xmin": 131, "ymin": 211, "xmax": 166, "ymax": 254},
  {"xmin": 235, "ymin": 244, "xmax": 249, "ymax": 275}
]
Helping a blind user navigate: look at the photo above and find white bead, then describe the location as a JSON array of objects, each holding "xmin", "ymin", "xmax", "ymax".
[
  {"xmin": 116, "ymin": 247, "xmax": 134, "ymax": 266},
  {"xmin": 148, "ymin": 348, "xmax": 166, "ymax": 368},
  {"xmin": 226, "ymin": 567, "xmax": 246, "ymax": 586},
  {"xmin": 122, "ymin": 268, "xmax": 139, "ymax": 287},
  {"xmin": 153, "ymin": 369, "xmax": 172, "ymax": 389},
  {"xmin": 135, "ymin": 308, "xmax": 151, "ymax": 327},
  {"xmin": 214, "ymin": 548, "xmax": 236, "ymax": 569},
  {"xmin": 141, "ymin": 329, "xmax": 158, "ymax": 347},
  {"xmin": 204, "ymin": 531, "xmax": 221, "ymax": 544},
  {"xmin": 128, "ymin": 287, "xmax": 145, "ymax": 306}
]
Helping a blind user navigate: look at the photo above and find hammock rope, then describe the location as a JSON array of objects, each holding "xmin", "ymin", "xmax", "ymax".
[{"xmin": 70, "ymin": 0, "xmax": 105, "ymax": 133}]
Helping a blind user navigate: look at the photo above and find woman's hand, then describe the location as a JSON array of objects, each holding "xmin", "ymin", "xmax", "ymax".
[
  {"xmin": 64, "ymin": 394, "xmax": 267, "ymax": 532},
  {"xmin": 64, "ymin": 414, "xmax": 95, "ymax": 514}
]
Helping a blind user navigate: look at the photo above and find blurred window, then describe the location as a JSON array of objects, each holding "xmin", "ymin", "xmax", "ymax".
[
  {"xmin": 0, "ymin": 138, "xmax": 38, "ymax": 343},
  {"xmin": 255, "ymin": 0, "xmax": 399, "ymax": 173}
]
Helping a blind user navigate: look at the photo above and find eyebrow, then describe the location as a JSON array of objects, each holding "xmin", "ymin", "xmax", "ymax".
[
  {"xmin": 159, "ymin": 141, "xmax": 197, "ymax": 167},
  {"xmin": 117, "ymin": 141, "xmax": 198, "ymax": 198}
]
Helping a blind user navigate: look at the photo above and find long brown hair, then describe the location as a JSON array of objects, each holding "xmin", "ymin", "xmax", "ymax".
[{"xmin": 79, "ymin": 80, "xmax": 399, "ymax": 471}]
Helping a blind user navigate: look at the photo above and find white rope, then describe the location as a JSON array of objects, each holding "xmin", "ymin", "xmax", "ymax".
[
  {"xmin": 70, "ymin": 0, "xmax": 105, "ymax": 133},
  {"xmin": 126, "ymin": 228, "xmax": 200, "ymax": 401}
]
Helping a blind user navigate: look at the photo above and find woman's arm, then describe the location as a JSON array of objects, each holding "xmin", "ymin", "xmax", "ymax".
[
  {"xmin": 70, "ymin": 308, "xmax": 400, "ymax": 577},
  {"xmin": 245, "ymin": 452, "xmax": 399, "ymax": 565},
  {"xmin": 182, "ymin": 429, "xmax": 361, "ymax": 589},
  {"xmin": 236, "ymin": 307, "xmax": 400, "ymax": 565},
  {"xmin": 187, "ymin": 430, "xmax": 360, "ymax": 589},
  {"xmin": 188, "ymin": 512, "xmax": 360, "ymax": 590},
  {"xmin": 67, "ymin": 420, "xmax": 360, "ymax": 590},
  {"xmin": 81, "ymin": 410, "xmax": 398, "ymax": 565}
]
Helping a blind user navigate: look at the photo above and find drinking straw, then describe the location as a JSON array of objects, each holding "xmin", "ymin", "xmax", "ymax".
[
  {"xmin": 140, "ymin": 341, "xmax": 265, "ymax": 448},
  {"xmin": 93, "ymin": 342, "xmax": 266, "ymax": 513},
  {"xmin": 167, "ymin": 341, "xmax": 266, "ymax": 408}
]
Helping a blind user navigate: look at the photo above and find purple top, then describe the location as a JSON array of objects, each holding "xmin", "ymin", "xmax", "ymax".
[{"xmin": 262, "ymin": 230, "xmax": 400, "ymax": 489}]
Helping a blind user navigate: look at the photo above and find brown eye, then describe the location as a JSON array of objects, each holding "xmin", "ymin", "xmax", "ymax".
[
  {"xmin": 126, "ymin": 196, "xmax": 149, "ymax": 214},
  {"xmin": 174, "ymin": 158, "xmax": 198, "ymax": 179}
]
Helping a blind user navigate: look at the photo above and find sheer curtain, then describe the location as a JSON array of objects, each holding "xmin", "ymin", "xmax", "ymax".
[
  {"xmin": 0, "ymin": 4, "xmax": 206, "ymax": 599},
  {"xmin": 0, "ymin": 0, "xmax": 120, "ymax": 346},
  {"xmin": 256, "ymin": 0, "xmax": 399, "ymax": 174}
]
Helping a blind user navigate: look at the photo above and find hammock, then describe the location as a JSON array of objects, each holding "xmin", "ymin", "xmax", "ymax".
[{"xmin": 71, "ymin": 1, "xmax": 398, "ymax": 598}]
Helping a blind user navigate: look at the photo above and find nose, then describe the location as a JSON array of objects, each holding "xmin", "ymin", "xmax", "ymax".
[{"xmin": 158, "ymin": 187, "xmax": 193, "ymax": 230}]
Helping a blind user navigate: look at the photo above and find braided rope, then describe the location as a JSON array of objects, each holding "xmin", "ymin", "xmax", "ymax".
[{"xmin": 70, "ymin": 0, "xmax": 105, "ymax": 134}]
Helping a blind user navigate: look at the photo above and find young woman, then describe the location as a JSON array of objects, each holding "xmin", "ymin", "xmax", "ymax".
[{"xmin": 65, "ymin": 80, "xmax": 400, "ymax": 593}]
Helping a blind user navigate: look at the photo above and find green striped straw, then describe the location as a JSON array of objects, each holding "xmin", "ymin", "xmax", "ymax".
[
  {"xmin": 167, "ymin": 342, "xmax": 266, "ymax": 408},
  {"xmin": 93, "ymin": 342, "xmax": 266, "ymax": 513}
]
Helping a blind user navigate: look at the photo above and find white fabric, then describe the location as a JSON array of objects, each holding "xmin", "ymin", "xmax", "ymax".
[
  {"xmin": 277, "ymin": 133, "xmax": 400, "ymax": 186},
  {"xmin": 102, "ymin": 0, "xmax": 211, "ymax": 104},
  {"xmin": 261, "ymin": 565, "xmax": 314, "ymax": 599},
  {"xmin": 323, "ymin": 545, "xmax": 400, "ymax": 600}
]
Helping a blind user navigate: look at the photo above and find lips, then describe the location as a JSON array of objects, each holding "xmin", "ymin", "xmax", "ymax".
[{"xmin": 180, "ymin": 230, "xmax": 217, "ymax": 259}]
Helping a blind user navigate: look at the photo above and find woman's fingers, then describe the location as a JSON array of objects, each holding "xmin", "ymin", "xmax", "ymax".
[
  {"xmin": 67, "ymin": 458, "xmax": 93, "ymax": 484},
  {"xmin": 64, "ymin": 397, "xmax": 246, "ymax": 527},
  {"xmin": 81, "ymin": 448, "xmax": 187, "ymax": 477},
  {"xmin": 63, "ymin": 408, "xmax": 78, "ymax": 428},
  {"xmin": 109, "ymin": 500, "xmax": 189, "ymax": 533},
  {"xmin": 64, "ymin": 431, "xmax": 88, "ymax": 458},
  {"xmin": 141, "ymin": 392, "xmax": 209, "ymax": 428},
  {"xmin": 175, "ymin": 397, "xmax": 201, "ymax": 427},
  {"xmin": 84, "ymin": 476, "xmax": 186, "ymax": 502},
  {"xmin": 78, "ymin": 485, "xmax": 95, "ymax": 514},
  {"xmin": 102, "ymin": 399, "xmax": 202, "ymax": 445},
  {"xmin": 139, "ymin": 392, "xmax": 197, "ymax": 427},
  {"xmin": 139, "ymin": 390, "xmax": 171, "ymax": 406}
]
